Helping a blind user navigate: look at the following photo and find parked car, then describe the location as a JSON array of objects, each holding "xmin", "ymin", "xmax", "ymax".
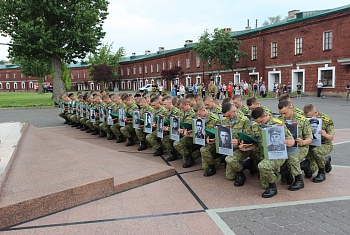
[
  {"xmin": 139, "ymin": 84, "xmax": 157, "ymax": 93},
  {"xmin": 44, "ymin": 83, "xmax": 53, "ymax": 92}
]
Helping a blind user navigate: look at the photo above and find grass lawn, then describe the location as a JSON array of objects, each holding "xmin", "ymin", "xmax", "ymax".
[{"xmin": 0, "ymin": 92, "xmax": 54, "ymax": 108}]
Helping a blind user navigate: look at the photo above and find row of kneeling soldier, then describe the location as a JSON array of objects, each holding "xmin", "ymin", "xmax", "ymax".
[{"xmin": 57, "ymin": 91, "xmax": 334, "ymax": 198}]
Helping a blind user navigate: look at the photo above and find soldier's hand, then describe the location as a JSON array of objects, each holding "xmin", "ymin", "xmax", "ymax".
[
  {"xmin": 231, "ymin": 138, "xmax": 239, "ymax": 146},
  {"xmin": 206, "ymin": 136, "xmax": 215, "ymax": 144},
  {"xmin": 284, "ymin": 138, "xmax": 295, "ymax": 147}
]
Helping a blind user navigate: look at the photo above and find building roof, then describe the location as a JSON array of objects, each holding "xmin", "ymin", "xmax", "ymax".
[{"xmin": 0, "ymin": 62, "xmax": 90, "ymax": 70}]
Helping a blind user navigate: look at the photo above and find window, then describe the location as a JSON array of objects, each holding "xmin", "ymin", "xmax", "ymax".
[
  {"xmin": 71, "ymin": 73, "xmax": 74, "ymax": 80},
  {"xmin": 6, "ymin": 73, "xmax": 9, "ymax": 79},
  {"xmin": 271, "ymin": 42, "xmax": 278, "ymax": 58},
  {"xmin": 21, "ymin": 82, "xmax": 25, "ymax": 89},
  {"xmin": 151, "ymin": 64, "xmax": 153, "ymax": 73},
  {"xmin": 96, "ymin": 83, "xmax": 101, "ymax": 90},
  {"xmin": 251, "ymin": 46, "xmax": 257, "ymax": 60},
  {"xmin": 186, "ymin": 58, "xmax": 190, "ymax": 68},
  {"xmin": 318, "ymin": 67, "xmax": 335, "ymax": 88},
  {"xmin": 13, "ymin": 73, "xmax": 16, "ymax": 79},
  {"xmin": 29, "ymin": 82, "xmax": 33, "ymax": 89},
  {"xmin": 21, "ymin": 73, "xmax": 24, "ymax": 78},
  {"xmin": 121, "ymin": 82, "xmax": 125, "ymax": 90},
  {"xmin": 156, "ymin": 64, "xmax": 159, "ymax": 72},
  {"xmin": 0, "ymin": 82, "xmax": 2, "ymax": 89},
  {"xmin": 162, "ymin": 62, "xmax": 165, "ymax": 70},
  {"xmin": 6, "ymin": 82, "xmax": 10, "ymax": 89},
  {"xmin": 90, "ymin": 83, "xmax": 95, "ymax": 90},
  {"xmin": 139, "ymin": 66, "xmax": 142, "ymax": 74},
  {"xmin": 127, "ymin": 81, "xmax": 131, "ymax": 90},
  {"xmin": 77, "ymin": 73, "xmax": 80, "ymax": 80},
  {"xmin": 196, "ymin": 56, "xmax": 200, "ymax": 67},
  {"xmin": 14, "ymin": 82, "xmax": 17, "ymax": 89},
  {"xmin": 177, "ymin": 60, "xmax": 181, "ymax": 67},
  {"xmin": 323, "ymin": 31, "xmax": 332, "ymax": 50},
  {"xmin": 133, "ymin": 67, "xmax": 136, "ymax": 75},
  {"xmin": 295, "ymin": 37, "xmax": 302, "ymax": 55},
  {"xmin": 145, "ymin": 65, "xmax": 148, "ymax": 74},
  {"xmin": 169, "ymin": 61, "xmax": 173, "ymax": 69},
  {"xmin": 235, "ymin": 55, "xmax": 240, "ymax": 63},
  {"xmin": 127, "ymin": 68, "xmax": 130, "ymax": 76},
  {"xmin": 84, "ymin": 72, "xmax": 87, "ymax": 79},
  {"xmin": 121, "ymin": 69, "xmax": 124, "ymax": 76},
  {"xmin": 145, "ymin": 79, "xmax": 148, "ymax": 85}
]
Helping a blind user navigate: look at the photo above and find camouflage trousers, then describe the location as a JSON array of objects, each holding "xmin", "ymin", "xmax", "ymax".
[
  {"xmin": 258, "ymin": 158, "xmax": 286, "ymax": 189},
  {"xmin": 110, "ymin": 123, "xmax": 122, "ymax": 138},
  {"xmin": 86, "ymin": 120, "xmax": 95, "ymax": 130},
  {"xmin": 200, "ymin": 143, "xmax": 221, "ymax": 171},
  {"xmin": 121, "ymin": 124, "xmax": 138, "ymax": 141},
  {"xmin": 146, "ymin": 131, "xmax": 163, "ymax": 151},
  {"xmin": 93, "ymin": 120, "xmax": 102, "ymax": 131},
  {"xmin": 70, "ymin": 115, "xmax": 80, "ymax": 124},
  {"xmin": 173, "ymin": 136, "xmax": 195, "ymax": 162},
  {"xmin": 306, "ymin": 144, "xmax": 333, "ymax": 173},
  {"xmin": 135, "ymin": 128, "xmax": 147, "ymax": 142},
  {"xmin": 287, "ymin": 145, "xmax": 309, "ymax": 177},
  {"xmin": 99, "ymin": 122, "xmax": 111, "ymax": 133},
  {"xmin": 59, "ymin": 112, "xmax": 67, "ymax": 120},
  {"xmin": 161, "ymin": 135, "xmax": 176, "ymax": 152},
  {"xmin": 79, "ymin": 117, "xmax": 88, "ymax": 126}
]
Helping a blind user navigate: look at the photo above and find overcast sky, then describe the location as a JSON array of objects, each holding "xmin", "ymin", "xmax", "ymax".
[{"xmin": 1, "ymin": 0, "xmax": 349, "ymax": 61}]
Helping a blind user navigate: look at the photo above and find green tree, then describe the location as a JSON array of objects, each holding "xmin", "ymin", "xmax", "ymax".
[
  {"xmin": 13, "ymin": 57, "xmax": 51, "ymax": 94},
  {"xmin": 0, "ymin": 0, "xmax": 109, "ymax": 99},
  {"xmin": 193, "ymin": 28, "xmax": 247, "ymax": 84},
  {"xmin": 61, "ymin": 63, "xmax": 71, "ymax": 91},
  {"xmin": 0, "ymin": 59, "xmax": 5, "ymax": 65},
  {"xmin": 88, "ymin": 44, "xmax": 124, "ymax": 90},
  {"xmin": 262, "ymin": 16, "xmax": 286, "ymax": 26}
]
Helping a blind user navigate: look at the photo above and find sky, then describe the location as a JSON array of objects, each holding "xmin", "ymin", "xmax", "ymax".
[{"xmin": 0, "ymin": 0, "xmax": 349, "ymax": 61}]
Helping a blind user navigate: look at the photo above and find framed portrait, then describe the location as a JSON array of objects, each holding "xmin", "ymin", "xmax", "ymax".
[
  {"xmin": 133, "ymin": 110, "xmax": 140, "ymax": 129},
  {"xmin": 157, "ymin": 115, "xmax": 164, "ymax": 138},
  {"xmin": 144, "ymin": 112, "xmax": 153, "ymax": 134},
  {"xmin": 218, "ymin": 113, "xmax": 224, "ymax": 124},
  {"xmin": 307, "ymin": 117, "xmax": 322, "ymax": 147},
  {"xmin": 99, "ymin": 105, "xmax": 105, "ymax": 122},
  {"xmin": 80, "ymin": 104, "xmax": 84, "ymax": 118},
  {"xmin": 90, "ymin": 107, "xmax": 96, "ymax": 123},
  {"xmin": 107, "ymin": 108, "xmax": 114, "ymax": 125},
  {"xmin": 76, "ymin": 103, "xmax": 80, "ymax": 117},
  {"xmin": 262, "ymin": 125, "xmax": 288, "ymax": 160},
  {"xmin": 170, "ymin": 116, "xmax": 180, "ymax": 141},
  {"xmin": 119, "ymin": 108, "xmax": 125, "ymax": 127},
  {"xmin": 193, "ymin": 118, "xmax": 206, "ymax": 146},
  {"xmin": 285, "ymin": 121, "xmax": 298, "ymax": 155},
  {"xmin": 215, "ymin": 125, "xmax": 233, "ymax": 156},
  {"xmin": 67, "ymin": 101, "xmax": 72, "ymax": 114}
]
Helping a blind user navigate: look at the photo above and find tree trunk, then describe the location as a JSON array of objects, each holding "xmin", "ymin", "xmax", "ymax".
[
  {"xmin": 51, "ymin": 56, "xmax": 66, "ymax": 100},
  {"xmin": 37, "ymin": 77, "xmax": 44, "ymax": 94}
]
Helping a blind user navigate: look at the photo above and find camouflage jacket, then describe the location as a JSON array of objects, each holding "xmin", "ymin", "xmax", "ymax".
[
  {"xmin": 319, "ymin": 112, "xmax": 335, "ymax": 145},
  {"xmin": 205, "ymin": 112, "xmax": 221, "ymax": 130},
  {"xmin": 221, "ymin": 113, "xmax": 251, "ymax": 139}
]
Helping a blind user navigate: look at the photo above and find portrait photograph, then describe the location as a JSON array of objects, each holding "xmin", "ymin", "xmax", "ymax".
[
  {"xmin": 85, "ymin": 105, "xmax": 90, "ymax": 119},
  {"xmin": 80, "ymin": 104, "xmax": 84, "ymax": 118},
  {"xmin": 133, "ymin": 110, "xmax": 140, "ymax": 129},
  {"xmin": 170, "ymin": 116, "xmax": 180, "ymax": 141},
  {"xmin": 107, "ymin": 108, "xmax": 114, "ymax": 126},
  {"xmin": 262, "ymin": 125, "xmax": 288, "ymax": 160},
  {"xmin": 307, "ymin": 117, "xmax": 322, "ymax": 146},
  {"xmin": 157, "ymin": 115, "xmax": 164, "ymax": 138},
  {"xmin": 285, "ymin": 122, "xmax": 298, "ymax": 154},
  {"xmin": 193, "ymin": 118, "xmax": 206, "ymax": 146},
  {"xmin": 119, "ymin": 108, "xmax": 125, "ymax": 127},
  {"xmin": 99, "ymin": 105, "xmax": 105, "ymax": 122},
  {"xmin": 216, "ymin": 125, "xmax": 233, "ymax": 156},
  {"xmin": 144, "ymin": 112, "xmax": 153, "ymax": 134},
  {"xmin": 90, "ymin": 108, "xmax": 96, "ymax": 123}
]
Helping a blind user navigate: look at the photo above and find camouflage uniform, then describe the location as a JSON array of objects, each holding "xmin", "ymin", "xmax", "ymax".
[
  {"xmin": 280, "ymin": 113, "xmax": 312, "ymax": 177},
  {"xmin": 92, "ymin": 101, "xmax": 107, "ymax": 134},
  {"xmin": 199, "ymin": 112, "xmax": 221, "ymax": 171},
  {"xmin": 306, "ymin": 112, "xmax": 334, "ymax": 173},
  {"xmin": 79, "ymin": 101, "xmax": 91, "ymax": 128},
  {"xmin": 173, "ymin": 107, "xmax": 197, "ymax": 162},
  {"xmin": 135, "ymin": 105, "xmax": 155, "ymax": 142},
  {"xmin": 120, "ymin": 101, "xmax": 140, "ymax": 140},
  {"xmin": 86, "ymin": 103, "xmax": 99, "ymax": 131},
  {"xmin": 99, "ymin": 102, "xmax": 117, "ymax": 137},
  {"xmin": 293, "ymin": 106, "xmax": 305, "ymax": 116},
  {"xmin": 161, "ymin": 106, "xmax": 182, "ymax": 153},
  {"xmin": 209, "ymin": 105, "xmax": 222, "ymax": 115},
  {"xmin": 239, "ymin": 105, "xmax": 250, "ymax": 116},
  {"xmin": 110, "ymin": 102, "xmax": 127, "ymax": 139},
  {"xmin": 257, "ymin": 117, "xmax": 293, "ymax": 188},
  {"xmin": 58, "ymin": 101, "xmax": 69, "ymax": 121},
  {"xmin": 145, "ymin": 106, "xmax": 169, "ymax": 151},
  {"xmin": 225, "ymin": 118, "xmax": 263, "ymax": 181}
]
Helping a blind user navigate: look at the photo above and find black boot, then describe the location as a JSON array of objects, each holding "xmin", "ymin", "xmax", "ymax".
[
  {"xmin": 204, "ymin": 165, "xmax": 216, "ymax": 177},
  {"xmin": 313, "ymin": 168, "xmax": 326, "ymax": 183},
  {"xmin": 81, "ymin": 126, "xmax": 88, "ymax": 131},
  {"xmin": 71, "ymin": 123, "xmax": 77, "ymax": 127},
  {"xmin": 107, "ymin": 133, "xmax": 115, "ymax": 140},
  {"xmin": 76, "ymin": 124, "xmax": 82, "ymax": 129},
  {"xmin": 166, "ymin": 151, "xmax": 178, "ymax": 161},
  {"xmin": 183, "ymin": 156, "xmax": 195, "ymax": 168},
  {"xmin": 99, "ymin": 131, "xmax": 107, "ymax": 138},
  {"xmin": 91, "ymin": 130, "xmax": 99, "ymax": 135},
  {"xmin": 116, "ymin": 136, "xmax": 125, "ymax": 143},
  {"xmin": 234, "ymin": 172, "xmax": 246, "ymax": 187},
  {"xmin": 325, "ymin": 156, "xmax": 332, "ymax": 173},
  {"xmin": 288, "ymin": 174, "xmax": 304, "ymax": 191},
  {"xmin": 126, "ymin": 138, "xmax": 135, "ymax": 146},
  {"xmin": 86, "ymin": 129, "xmax": 93, "ymax": 133},
  {"xmin": 153, "ymin": 148, "xmax": 163, "ymax": 156},
  {"xmin": 63, "ymin": 120, "xmax": 69, "ymax": 124},
  {"xmin": 242, "ymin": 158, "xmax": 255, "ymax": 175},
  {"xmin": 138, "ymin": 141, "xmax": 147, "ymax": 151},
  {"xmin": 262, "ymin": 183, "xmax": 278, "ymax": 198},
  {"xmin": 282, "ymin": 168, "xmax": 294, "ymax": 185},
  {"xmin": 300, "ymin": 159, "xmax": 313, "ymax": 178}
]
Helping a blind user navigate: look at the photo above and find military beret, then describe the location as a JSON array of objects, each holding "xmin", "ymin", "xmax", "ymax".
[
  {"xmin": 153, "ymin": 115, "xmax": 158, "ymax": 123},
  {"xmin": 164, "ymin": 119, "xmax": 170, "ymax": 126},
  {"xmin": 205, "ymin": 129, "xmax": 215, "ymax": 138},
  {"xmin": 111, "ymin": 113, "xmax": 119, "ymax": 118},
  {"xmin": 181, "ymin": 122, "xmax": 192, "ymax": 130},
  {"xmin": 309, "ymin": 118, "xmax": 319, "ymax": 124},
  {"xmin": 238, "ymin": 132, "xmax": 259, "ymax": 145},
  {"xmin": 126, "ymin": 112, "xmax": 133, "ymax": 118},
  {"xmin": 268, "ymin": 127, "xmax": 281, "ymax": 135},
  {"xmin": 136, "ymin": 118, "xmax": 144, "ymax": 125}
]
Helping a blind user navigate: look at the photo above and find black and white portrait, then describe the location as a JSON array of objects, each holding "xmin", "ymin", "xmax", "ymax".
[
  {"xmin": 144, "ymin": 112, "xmax": 153, "ymax": 134},
  {"xmin": 107, "ymin": 108, "xmax": 113, "ymax": 125},
  {"xmin": 267, "ymin": 127, "xmax": 285, "ymax": 151},
  {"xmin": 216, "ymin": 125, "xmax": 233, "ymax": 156},
  {"xmin": 157, "ymin": 115, "xmax": 164, "ymax": 138},
  {"xmin": 193, "ymin": 118, "xmax": 206, "ymax": 146},
  {"xmin": 308, "ymin": 117, "xmax": 322, "ymax": 146},
  {"xmin": 170, "ymin": 116, "xmax": 180, "ymax": 141},
  {"xmin": 133, "ymin": 110, "xmax": 140, "ymax": 129},
  {"xmin": 99, "ymin": 105, "xmax": 105, "ymax": 122},
  {"xmin": 119, "ymin": 108, "xmax": 125, "ymax": 126},
  {"xmin": 90, "ymin": 107, "xmax": 96, "ymax": 123},
  {"xmin": 285, "ymin": 122, "xmax": 298, "ymax": 154},
  {"xmin": 263, "ymin": 125, "xmax": 288, "ymax": 160}
]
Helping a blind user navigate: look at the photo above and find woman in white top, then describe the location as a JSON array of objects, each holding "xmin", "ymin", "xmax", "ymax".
[{"xmin": 179, "ymin": 84, "xmax": 186, "ymax": 97}]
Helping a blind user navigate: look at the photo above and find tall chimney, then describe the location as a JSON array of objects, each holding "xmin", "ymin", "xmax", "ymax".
[{"xmin": 245, "ymin": 19, "xmax": 251, "ymax": 30}]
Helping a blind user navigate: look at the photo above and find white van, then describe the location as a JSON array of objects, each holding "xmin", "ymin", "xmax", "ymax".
[{"xmin": 139, "ymin": 84, "xmax": 157, "ymax": 92}]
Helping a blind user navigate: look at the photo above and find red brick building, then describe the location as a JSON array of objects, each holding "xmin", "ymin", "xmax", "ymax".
[{"xmin": 1, "ymin": 4, "xmax": 350, "ymax": 95}]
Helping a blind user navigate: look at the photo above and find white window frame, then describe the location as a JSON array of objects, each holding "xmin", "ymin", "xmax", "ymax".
[
  {"xmin": 177, "ymin": 59, "xmax": 181, "ymax": 67},
  {"xmin": 162, "ymin": 62, "xmax": 165, "ymax": 70},
  {"xmin": 77, "ymin": 73, "xmax": 81, "ymax": 79},
  {"xmin": 196, "ymin": 56, "xmax": 200, "ymax": 67},
  {"xmin": 127, "ymin": 68, "xmax": 130, "ymax": 76},
  {"xmin": 196, "ymin": 76, "xmax": 201, "ymax": 85},
  {"xmin": 186, "ymin": 58, "xmax": 190, "ymax": 68},
  {"xmin": 6, "ymin": 82, "xmax": 10, "ymax": 89},
  {"xmin": 295, "ymin": 37, "xmax": 302, "ymax": 55},
  {"xmin": 21, "ymin": 82, "xmax": 25, "ymax": 89},
  {"xmin": 96, "ymin": 83, "xmax": 101, "ymax": 91},
  {"xmin": 84, "ymin": 72, "xmax": 87, "ymax": 79},
  {"xmin": 6, "ymin": 73, "xmax": 9, "ymax": 79},
  {"xmin": 21, "ymin": 73, "xmax": 24, "ymax": 78},
  {"xmin": 71, "ymin": 73, "xmax": 74, "ymax": 80},
  {"xmin": 139, "ymin": 66, "xmax": 142, "ymax": 75},
  {"xmin": 14, "ymin": 82, "xmax": 17, "ymax": 89},
  {"xmin": 90, "ymin": 82, "xmax": 95, "ymax": 90},
  {"xmin": 121, "ymin": 69, "xmax": 124, "ymax": 76},
  {"xmin": 29, "ymin": 82, "xmax": 34, "ymax": 89},
  {"xmin": 121, "ymin": 82, "xmax": 125, "ymax": 90},
  {"xmin": 169, "ymin": 61, "xmax": 172, "ymax": 69},
  {"xmin": 127, "ymin": 81, "xmax": 131, "ymax": 90},
  {"xmin": 323, "ymin": 31, "xmax": 332, "ymax": 51},
  {"xmin": 271, "ymin": 42, "xmax": 278, "ymax": 58},
  {"xmin": 145, "ymin": 65, "xmax": 148, "ymax": 74},
  {"xmin": 251, "ymin": 45, "xmax": 257, "ymax": 60},
  {"xmin": 0, "ymin": 82, "xmax": 2, "ymax": 89},
  {"xmin": 151, "ymin": 64, "xmax": 154, "ymax": 73},
  {"xmin": 156, "ymin": 64, "xmax": 159, "ymax": 73},
  {"xmin": 318, "ymin": 66, "xmax": 335, "ymax": 88},
  {"xmin": 13, "ymin": 73, "xmax": 16, "ymax": 79},
  {"xmin": 133, "ymin": 67, "xmax": 136, "ymax": 75}
]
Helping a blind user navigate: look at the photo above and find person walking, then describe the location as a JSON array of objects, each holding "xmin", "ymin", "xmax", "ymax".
[{"xmin": 346, "ymin": 81, "xmax": 350, "ymax": 101}]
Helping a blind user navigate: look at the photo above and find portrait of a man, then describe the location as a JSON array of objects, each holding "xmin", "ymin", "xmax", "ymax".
[
  {"xmin": 133, "ymin": 111, "xmax": 140, "ymax": 125},
  {"xmin": 158, "ymin": 116, "xmax": 164, "ymax": 133},
  {"xmin": 218, "ymin": 126, "xmax": 231, "ymax": 148},
  {"xmin": 267, "ymin": 127, "xmax": 286, "ymax": 151},
  {"xmin": 309, "ymin": 118, "xmax": 319, "ymax": 139},
  {"xmin": 195, "ymin": 119, "xmax": 204, "ymax": 139},
  {"xmin": 145, "ymin": 113, "xmax": 152, "ymax": 128},
  {"xmin": 171, "ymin": 117, "xmax": 180, "ymax": 135}
]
